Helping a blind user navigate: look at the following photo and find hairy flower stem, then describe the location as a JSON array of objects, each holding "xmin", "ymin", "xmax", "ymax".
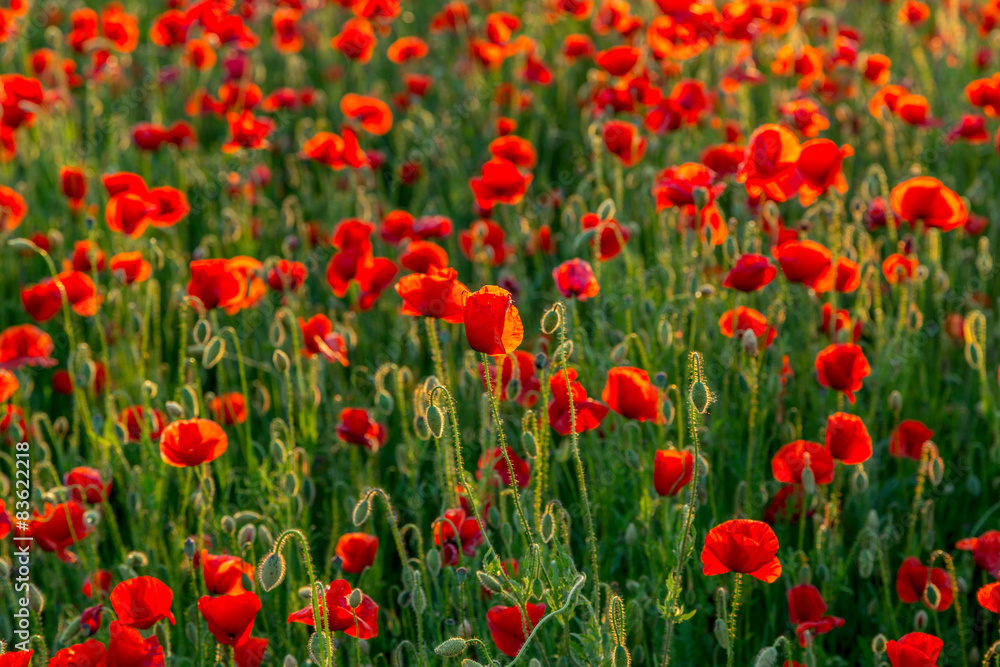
[
  {"xmin": 425, "ymin": 318, "xmax": 447, "ymax": 385},
  {"xmin": 727, "ymin": 574, "xmax": 743, "ymax": 667},
  {"xmin": 273, "ymin": 529, "xmax": 335, "ymax": 667}
]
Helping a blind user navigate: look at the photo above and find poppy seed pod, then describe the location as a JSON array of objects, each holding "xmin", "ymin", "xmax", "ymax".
[{"xmin": 238, "ymin": 523, "xmax": 256, "ymax": 546}]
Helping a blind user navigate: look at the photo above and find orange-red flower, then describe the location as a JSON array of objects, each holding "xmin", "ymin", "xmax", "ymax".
[
  {"xmin": 26, "ymin": 500, "xmax": 92, "ymax": 563},
  {"xmin": 701, "ymin": 519, "xmax": 782, "ymax": 583},
  {"xmin": 548, "ymin": 368, "xmax": 608, "ymax": 435},
  {"xmin": 187, "ymin": 259, "xmax": 247, "ymax": 311},
  {"xmin": 653, "ymin": 449, "xmax": 693, "ymax": 497},
  {"xmin": 0, "ymin": 368, "xmax": 17, "ymax": 403},
  {"xmin": 198, "ymin": 592, "xmax": 260, "ymax": 647},
  {"xmin": 394, "ymin": 266, "xmax": 469, "ymax": 323},
  {"xmin": 824, "ymin": 412, "xmax": 871, "ymax": 464},
  {"xmin": 336, "ymin": 408, "xmax": 387, "ymax": 450},
  {"xmin": 882, "ymin": 253, "xmax": 920, "ymax": 284},
  {"xmin": 771, "ymin": 440, "xmax": 834, "ymax": 485},
  {"xmin": 331, "ymin": 18, "xmax": 376, "ymax": 63},
  {"xmin": 890, "ymin": 177, "xmax": 968, "ymax": 232},
  {"xmin": 774, "ymin": 240, "xmax": 835, "ymax": 293},
  {"xmin": 111, "ymin": 576, "xmax": 176, "ymax": 629},
  {"xmin": 553, "ymin": 258, "xmax": 599, "ymax": 300},
  {"xmin": 208, "ymin": 393, "xmax": 247, "ymax": 425},
  {"xmin": 341, "ymin": 93, "xmax": 393, "ymax": 135},
  {"xmin": 595, "ymin": 45, "xmax": 639, "ymax": 76},
  {"xmin": 462, "ymin": 285, "xmax": 523, "ymax": 356},
  {"xmin": 977, "ymin": 582, "xmax": 1000, "ymax": 614},
  {"xmin": 21, "ymin": 271, "xmax": 101, "ymax": 322},
  {"xmin": 302, "ymin": 129, "xmax": 366, "ymax": 170},
  {"xmin": 956, "ymin": 530, "xmax": 1000, "ymax": 577},
  {"xmin": 335, "ymin": 533, "xmax": 379, "ymax": 574},
  {"xmin": 298, "ymin": 314, "xmax": 349, "ymax": 366},
  {"xmin": 107, "ymin": 621, "xmax": 165, "ymax": 667},
  {"xmin": 737, "ymin": 124, "xmax": 803, "ymax": 201},
  {"xmin": 469, "ymin": 158, "xmax": 532, "ymax": 207},
  {"xmin": 718, "ymin": 307, "xmax": 777, "ymax": 347},
  {"xmin": 580, "ymin": 212, "xmax": 629, "ymax": 260},
  {"xmin": 387, "ymin": 36, "xmax": 428, "ymax": 64},
  {"xmin": 0, "ymin": 324, "xmax": 56, "ymax": 369},
  {"xmin": 788, "ymin": 584, "xmax": 844, "ymax": 647},
  {"xmin": 889, "ymin": 420, "xmax": 934, "ymax": 460},
  {"xmin": 60, "ymin": 167, "xmax": 87, "ymax": 211},
  {"xmin": 266, "ymin": 260, "xmax": 307, "ymax": 293},
  {"xmin": 796, "ymin": 139, "xmax": 853, "ymax": 206},
  {"xmin": 814, "ymin": 343, "xmax": 870, "ymax": 403},
  {"xmin": 602, "ymin": 366, "xmax": 663, "ymax": 423},
  {"xmin": 201, "ymin": 551, "xmax": 254, "ymax": 596},
  {"xmin": 158, "ymin": 418, "xmax": 229, "ymax": 467},
  {"xmin": 222, "ymin": 111, "xmax": 274, "ymax": 154},
  {"xmin": 109, "ymin": 252, "xmax": 152, "ymax": 285},
  {"xmin": 477, "ymin": 446, "xmax": 530, "ymax": 488},
  {"xmin": 602, "ymin": 120, "xmax": 646, "ymax": 166},
  {"xmin": 64, "ymin": 466, "xmax": 111, "ymax": 504}
]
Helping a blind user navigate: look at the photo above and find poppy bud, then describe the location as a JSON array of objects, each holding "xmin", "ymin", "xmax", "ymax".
[
  {"xmin": 154, "ymin": 623, "xmax": 168, "ymax": 651},
  {"xmin": 193, "ymin": 318, "xmax": 212, "ymax": 345},
  {"xmin": 455, "ymin": 566, "xmax": 468, "ymax": 584},
  {"xmin": 413, "ymin": 414, "xmax": 431, "ymax": 440},
  {"xmin": 258, "ymin": 526, "xmax": 274, "ymax": 551},
  {"xmin": 477, "ymin": 571, "xmax": 503, "ymax": 593},
  {"xmin": 611, "ymin": 340, "xmax": 629, "ymax": 364},
  {"xmin": 238, "ymin": 523, "xmax": 256, "ymax": 546},
  {"xmin": 797, "ymin": 564, "xmax": 812, "ymax": 585},
  {"xmin": 352, "ymin": 495, "xmax": 372, "ymax": 525},
  {"xmin": 435, "ymin": 638, "xmax": 468, "ymax": 657},
  {"xmin": 625, "ymin": 523, "xmax": 638, "ymax": 545},
  {"xmin": 308, "ymin": 631, "xmax": 333, "ymax": 666},
  {"xmin": 412, "ymin": 582, "xmax": 427, "ymax": 612},
  {"xmin": 180, "ymin": 385, "xmax": 200, "ymax": 419},
  {"xmin": 522, "ymin": 431, "xmax": 537, "ymax": 457},
  {"xmin": 166, "ymin": 401, "xmax": 184, "ymax": 419},
  {"xmin": 28, "ymin": 583, "xmax": 45, "ymax": 613},
  {"xmin": 270, "ymin": 438, "xmax": 287, "ymax": 463},
  {"xmin": 202, "ymin": 336, "xmax": 226, "ymax": 369},
  {"xmin": 540, "ymin": 511, "xmax": 554, "ymax": 543},
  {"xmin": 754, "ymin": 647, "xmax": 777, "ymax": 667},
  {"xmin": 273, "ymin": 349, "xmax": 290, "ymax": 373},
  {"xmin": 888, "ymin": 390, "xmax": 902, "ymax": 412},
  {"xmin": 462, "ymin": 661, "xmax": 484, "ymax": 667},
  {"xmin": 657, "ymin": 318, "xmax": 673, "ymax": 347},
  {"xmin": 534, "ymin": 352, "xmax": 548, "ymax": 370},
  {"xmin": 183, "ymin": 537, "xmax": 197, "ymax": 559},
  {"xmin": 348, "ymin": 587, "xmax": 364, "ymax": 608},
  {"xmin": 257, "ymin": 551, "xmax": 287, "ymax": 592},
  {"xmin": 597, "ymin": 198, "xmax": 616, "ymax": 221},
  {"xmin": 713, "ymin": 618, "xmax": 729, "ymax": 651},
  {"xmin": 554, "ymin": 340, "xmax": 574, "ymax": 363},
  {"xmin": 928, "ymin": 454, "xmax": 944, "ymax": 486},
  {"xmin": 689, "ymin": 380, "xmax": 712, "ymax": 414},
  {"xmin": 612, "ymin": 646, "xmax": 630, "ymax": 667},
  {"xmin": 0, "ymin": 558, "xmax": 9, "ymax": 579},
  {"xmin": 426, "ymin": 548, "xmax": 441, "ymax": 576},
  {"xmin": 851, "ymin": 465, "xmax": 869, "ymax": 493},
  {"xmin": 142, "ymin": 380, "xmax": 158, "ymax": 399},
  {"xmin": 801, "ymin": 466, "xmax": 817, "ymax": 495},
  {"xmin": 741, "ymin": 329, "xmax": 758, "ymax": 357},
  {"xmin": 376, "ymin": 390, "xmax": 394, "ymax": 414},
  {"xmin": 913, "ymin": 609, "xmax": 928, "ymax": 630},
  {"xmin": 283, "ymin": 472, "xmax": 299, "ymax": 495},
  {"xmin": 872, "ymin": 634, "xmax": 887, "ymax": 654},
  {"xmin": 283, "ymin": 655, "xmax": 298, "ymax": 667}
]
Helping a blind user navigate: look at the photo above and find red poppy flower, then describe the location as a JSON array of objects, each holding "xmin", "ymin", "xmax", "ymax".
[
  {"xmin": 159, "ymin": 418, "xmax": 228, "ymax": 467},
  {"xmin": 387, "ymin": 36, "xmax": 428, "ymax": 63},
  {"xmin": 796, "ymin": 139, "xmax": 853, "ymax": 206},
  {"xmin": 222, "ymin": 111, "xmax": 274, "ymax": 154},
  {"xmin": 79, "ymin": 604, "xmax": 103, "ymax": 636},
  {"xmin": 956, "ymin": 530, "xmax": 1000, "ymax": 577},
  {"xmin": 701, "ymin": 519, "xmax": 782, "ymax": 583},
  {"xmin": 302, "ymin": 130, "xmax": 366, "ymax": 170},
  {"xmin": 462, "ymin": 285, "xmax": 523, "ymax": 356},
  {"xmin": 814, "ymin": 343, "xmax": 870, "ymax": 403},
  {"xmin": 26, "ymin": 500, "xmax": 91, "ymax": 563},
  {"xmin": 111, "ymin": 576, "xmax": 176, "ymax": 629},
  {"xmin": 336, "ymin": 408, "xmax": 387, "ymax": 450},
  {"xmin": 198, "ymin": 591, "xmax": 260, "ymax": 647},
  {"xmin": 548, "ymin": 368, "xmax": 608, "ymax": 435},
  {"xmin": 70, "ymin": 240, "xmax": 105, "ymax": 273},
  {"xmin": 487, "ymin": 603, "xmax": 546, "ymax": 657},
  {"xmin": 109, "ymin": 252, "xmax": 152, "ymax": 285},
  {"xmin": 287, "ymin": 580, "xmax": 379, "ymax": 639},
  {"xmin": 64, "ymin": 466, "xmax": 111, "ymax": 504},
  {"xmin": 187, "ymin": 259, "xmax": 247, "ymax": 311},
  {"xmin": 737, "ymin": 124, "xmax": 803, "ymax": 202},
  {"xmin": 580, "ymin": 212, "xmax": 629, "ymax": 260},
  {"xmin": 234, "ymin": 637, "xmax": 268, "ymax": 667},
  {"xmin": 266, "ymin": 260, "xmax": 308, "ymax": 292},
  {"xmin": 724, "ymin": 254, "xmax": 777, "ymax": 292},
  {"xmin": 652, "ymin": 163, "xmax": 725, "ymax": 211},
  {"xmin": 882, "ymin": 253, "xmax": 919, "ymax": 284},
  {"xmin": 602, "ymin": 366, "xmax": 663, "ymax": 423},
  {"xmin": 824, "ymin": 412, "xmax": 871, "ymax": 464},
  {"xmin": 434, "ymin": 507, "xmax": 484, "ymax": 565},
  {"xmin": 469, "ymin": 158, "xmax": 532, "ymax": 207},
  {"xmin": 602, "ymin": 120, "xmax": 646, "ymax": 166},
  {"xmin": 595, "ymin": 45, "xmax": 639, "ymax": 75},
  {"xmin": 459, "ymin": 220, "xmax": 512, "ymax": 266},
  {"xmin": 946, "ymin": 114, "xmax": 991, "ymax": 144},
  {"xmin": 105, "ymin": 191, "xmax": 156, "ymax": 238},
  {"xmin": 0, "ymin": 368, "xmax": 17, "ymax": 403},
  {"xmin": 21, "ymin": 271, "xmax": 102, "ymax": 322},
  {"xmin": 654, "ymin": 449, "xmax": 693, "ymax": 497},
  {"xmin": 50, "ymin": 639, "xmax": 106, "ymax": 667},
  {"xmin": 208, "ymin": 393, "xmax": 247, "ymax": 425},
  {"xmin": 271, "ymin": 8, "xmax": 302, "ymax": 53},
  {"xmin": 488, "ymin": 135, "xmax": 537, "ymax": 169},
  {"xmin": 298, "ymin": 314, "xmax": 349, "ymax": 366},
  {"xmin": 147, "ymin": 186, "xmax": 189, "ymax": 227},
  {"xmin": 0, "ymin": 653, "xmax": 32, "ymax": 667},
  {"xmin": 479, "ymin": 350, "xmax": 540, "ymax": 407},
  {"xmin": 118, "ymin": 406, "xmax": 167, "ymax": 443},
  {"xmin": 60, "ymin": 167, "xmax": 87, "ymax": 210},
  {"xmin": 896, "ymin": 557, "xmax": 953, "ymax": 611},
  {"xmin": 201, "ymin": 551, "xmax": 253, "ymax": 595},
  {"xmin": 774, "ymin": 240, "xmax": 835, "ymax": 293},
  {"xmin": 889, "ymin": 420, "xmax": 934, "ymax": 460},
  {"xmin": 107, "ymin": 621, "xmax": 165, "ymax": 667},
  {"xmin": 477, "ymin": 446, "xmax": 530, "ymax": 488},
  {"xmin": 772, "ymin": 440, "xmax": 834, "ymax": 485},
  {"xmin": 895, "ymin": 94, "xmax": 939, "ymax": 127},
  {"xmin": 340, "ymin": 93, "xmax": 393, "ymax": 136},
  {"xmin": 701, "ymin": 143, "xmax": 745, "ymax": 176},
  {"xmin": 335, "ymin": 533, "xmax": 379, "ymax": 574},
  {"xmin": 787, "ymin": 584, "xmax": 844, "ymax": 647},
  {"xmin": 553, "ymin": 258, "xmax": 599, "ymax": 300},
  {"xmin": 399, "ymin": 241, "xmax": 449, "ymax": 273},
  {"xmin": 718, "ymin": 307, "xmax": 777, "ymax": 348},
  {"xmin": 889, "ymin": 177, "xmax": 968, "ymax": 232},
  {"xmin": 83, "ymin": 570, "xmax": 113, "ymax": 599},
  {"xmin": 331, "ymin": 18, "xmax": 376, "ymax": 63},
  {"xmin": 886, "ymin": 632, "xmax": 942, "ymax": 667},
  {"xmin": 977, "ymin": 582, "xmax": 1000, "ymax": 614}
]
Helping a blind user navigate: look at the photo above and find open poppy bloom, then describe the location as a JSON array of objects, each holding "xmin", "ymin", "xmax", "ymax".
[
  {"xmin": 477, "ymin": 446, "xmax": 530, "ymax": 488},
  {"xmin": 701, "ymin": 519, "xmax": 782, "ymax": 583},
  {"xmin": 654, "ymin": 449, "xmax": 693, "ymax": 497},
  {"xmin": 433, "ymin": 507, "xmax": 484, "ymax": 566},
  {"xmin": 287, "ymin": 579, "xmax": 379, "ymax": 639},
  {"xmin": 26, "ymin": 500, "xmax": 92, "ymax": 563},
  {"xmin": 724, "ymin": 254, "xmax": 777, "ymax": 292},
  {"xmin": 956, "ymin": 530, "xmax": 1000, "ymax": 577},
  {"xmin": 222, "ymin": 111, "xmax": 275, "ymax": 153},
  {"xmin": 109, "ymin": 252, "xmax": 153, "ymax": 285},
  {"xmin": 399, "ymin": 241, "xmax": 449, "ymax": 273},
  {"xmin": 21, "ymin": 271, "xmax": 102, "ymax": 322},
  {"xmin": 602, "ymin": 366, "xmax": 663, "ymax": 423},
  {"xmin": 198, "ymin": 591, "xmax": 261, "ymax": 646},
  {"xmin": 774, "ymin": 240, "xmax": 835, "ymax": 293},
  {"xmin": 889, "ymin": 420, "xmax": 934, "ymax": 460},
  {"xmin": 0, "ymin": 185, "xmax": 26, "ymax": 231},
  {"xmin": 0, "ymin": 369, "xmax": 17, "ymax": 402},
  {"xmin": 977, "ymin": 582, "xmax": 1000, "ymax": 614},
  {"xmin": 479, "ymin": 350, "xmax": 540, "ymax": 406},
  {"xmin": 118, "ymin": 406, "xmax": 167, "ymax": 443},
  {"xmin": 771, "ymin": 440, "xmax": 834, "ymax": 486},
  {"xmin": 882, "ymin": 253, "xmax": 920, "ymax": 284},
  {"xmin": 266, "ymin": 260, "xmax": 308, "ymax": 293},
  {"xmin": 487, "ymin": 603, "xmax": 547, "ymax": 657},
  {"xmin": 787, "ymin": 584, "xmax": 844, "ymax": 647},
  {"xmin": 49, "ymin": 639, "xmax": 106, "ymax": 667},
  {"xmin": 0, "ymin": 652, "xmax": 32, "ymax": 667},
  {"xmin": 580, "ymin": 212, "xmax": 630, "ymax": 260},
  {"xmin": 336, "ymin": 407, "xmax": 387, "ymax": 451},
  {"xmin": 107, "ymin": 621, "xmax": 165, "ymax": 667},
  {"xmin": 234, "ymin": 637, "xmax": 268, "ymax": 667},
  {"xmin": 302, "ymin": 129, "xmax": 366, "ymax": 170},
  {"xmin": 824, "ymin": 412, "xmax": 872, "ymax": 464},
  {"xmin": 187, "ymin": 259, "xmax": 248, "ymax": 311},
  {"xmin": 201, "ymin": 551, "xmax": 254, "ymax": 595},
  {"xmin": 896, "ymin": 557, "xmax": 953, "ymax": 611},
  {"xmin": 0, "ymin": 324, "xmax": 54, "ymax": 370},
  {"xmin": 159, "ymin": 418, "xmax": 229, "ymax": 467},
  {"xmin": 64, "ymin": 466, "xmax": 111, "ymax": 503},
  {"xmin": 886, "ymin": 632, "xmax": 942, "ymax": 667},
  {"xmin": 718, "ymin": 307, "xmax": 777, "ymax": 348},
  {"xmin": 737, "ymin": 124, "xmax": 803, "ymax": 202},
  {"xmin": 110, "ymin": 576, "xmax": 176, "ymax": 629},
  {"xmin": 553, "ymin": 258, "xmax": 599, "ymax": 300},
  {"xmin": 331, "ymin": 18, "xmax": 376, "ymax": 63},
  {"xmin": 602, "ymin": 120, "xmax": 646, "ymax": 166},
  {"xmin": 335, "ymin": 533, "xmax": 379, "ymax": 574},
  {"xmin": 889, "ymin": 177, "xmax": 968, "ymax": 232},
  {"xmin": 298, "ymin": 314, "xmax": 349, "ymax": 366},
  {"xmin": 463, "ymin": 285, "xmax": 523, "ymax": 356},
  {"xmin": 208, "ymin": 393, "xmax": 247, "ymax": 425},
  {"xmin": 394, "ymin": 266, "xmax": 469, "ymax": 323},
  {"xmin": 548, "ymin": 368, "xmax": 608, "ymax": 435},
  {"xmin": 814, "ymin": 343, "xmax": 870, "ymax": 403},
  {"xmin": 796, "ymin": 139, "xmax": 853, "ymax": 206},
  {"xmin": 340, "ymin": 93, "xmax": 393, "ymax": 135},
  {"xmin": 459, "ymin": 220, "xmax": 512, "ymax": 266},
  {"xmin": 469, "ymin": 158, "xmax": 532, "ymax": 207}
]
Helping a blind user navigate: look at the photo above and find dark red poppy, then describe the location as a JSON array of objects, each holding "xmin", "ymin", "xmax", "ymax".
[
  {"xmin": 335, "ymin": 533, "xmax": 379, "ymax": 574},
  {"xmin": 890, "ymin": 177, "xmax": 968, "ymax": 232},
  {"xmin": 463, "ymin": 285, "xmax": 523, "ymax": 356},
  {"xmin": 977, "ymin": 582, "xmax": 1000, "ymax": 614},
  {"xmin": 434, "ymin": 507, "xmax": 484, "ymax": 565},
  {"xmin": 60, "ymin": 167, "xmax": 87, "ymax": 210},
  {"xmin": 602, "ymin": 120, "xmax": 646, "ymax": 166},
  {"xmin": 654, "ymin": 449, "xmax": 693, "ymax": 497},
  {"xmin": 111, "ymin": 576, "xmax": 176, "ymax": 629},
  {"xmin": 27, "ymin": 501, "xmax": 91, "ymax": 563},
  {"xmin": 737, "ymin": 124, "xmax": 803, "ymax": 201},
  {"xmin": 824, "ymin": 412, "xmax": 872, "ymax": 464},
  {"xmin": 787, "ymin": 584, "xmax": 844, "ymax": 647},
  {"xmin": 796, "ymin": 139, "xmax": 853, "ymax": 206},
  {"xmin": 118, "ymin": 406, "xmax": 167, "ymax": 443},
  {"xmin": 80, "ymin": 605, "xmax": 103, "ymax": 636},
  {"xmin": 487, "ymin": 603, "xmax": 546, "ymax": 657},
  {"xmin": 287, "ymin": 579, "xmax": 379, "ymax": 639},
  {"xmin": 21, "ymin": 271, "xmax": 102, "ymax": 322},
  {"xmin": 477, "ymin": 446, "xmax": 530, "ymax": 488},
  {"xmin": 956, "ymin": 530, "xmax": 1000, "ymax": 577},
  {"xmin": 580, "ymin": 212, "xmax": 629, "ymax": 260},
  {"xmin": 724, "ymin": 254, "xmax": 777, "ymax": 292},
  {"xmin": 469, "ymin": 158, "xmax": 532, "ymax": 207},
  {"xmin": 547, "ymin": 368, "xmax": 609, "ymax": 435},
  {"xmin": 83, "ymin": 570, "xmax": 113, "ymax": 599},
  {"xmin": 49, "ymin": 640, "xmax": 106, "ymax": 667},
  {"xmin": 187, "ymin": 259, "xmax": 247, "ymax": 311},
  {"xmin": 896, "ymin": 557, "xmax": 953, "ymax": 611},
  {"xmin": 64, "ymin": 466, "xmax": 111, "ymax": 503},
  {"xmin": 201, "ymin": 551, "xmax": 253, "ymax": 595},
  {"xmin": 701, "ymin": 143, "xmax": 745, "ymax": 176},
  {"xmin": 158, "ymin": 418, "xmax": 229, "ymax": 467},
  {"xmin": 266, "ymin": 260, "xmax": 308, "ymax": 292},
  {"xmin": 886, "ymin": 632, "xmax": 942, "ymax": 667},
  {"xmin": 602, "ymin": 366, "xmax": 663, "ymax": 423},
  {"xmin": 553, "ymin": 258, "xmax": 599, "ymax": 300},
  {"xmin": 772, "ymin": 440, "xmax": 834, "ymax": 485},
  {"xmin": 208, "ymin": 393, "xmax": 247, "ymax": 425},
  {"xmin": 701, "ymin": 519, "xmax": 782, "ymax": 583},
  {"xmin": 198, "ymin": 591, "xmax": 260, "ymax": 647},
  {"xmin": 107, "ymin": 621, "xmax": 165, "ymax": 667},
  {"xmin": 331, "ymin": 18, "xmax": 376, "ymax": 63},
  {"xmin": 69, "ymin": 240, "xmax": 105, "ymax": 273},
  {"xmin": 718, "ymin": 307, "xmax": 777, "ymax": 347},
  {"xmin": 298, "ymin": 314, "xmax": 349, "ymax": 366},
  {"xmin": 889, "ymin": 420, "xmax": 934, "ymax": 460},
  {"xmin": 336, "ymin": 408, "xmax": 387, "ymax": 450},
  {"xmin": 814, "ymin": 343, "xmax": 870, "ymax": 403},
  {"xmin": 595, "ymin": 45, "xmax": 639, "ymax": 75},
  {"xmin": 946, "ymin": 114, "xmax": 991, "ymax": 144}
]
